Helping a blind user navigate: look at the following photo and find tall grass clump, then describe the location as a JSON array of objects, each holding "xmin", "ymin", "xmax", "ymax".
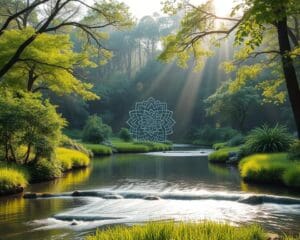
[
  {"xmin": 82, "ymin": 143, "xmax": 113, "ymax": 156},
  {"xmin": 288, "ymin": 140, "xmax": 300, "ymax": 160},
  {"xmin": 242, "ymin": 125, "xmax": 294, "ymax": 156},
  {"xmin": 239, "ymin": 153, "xmax": 300, "ymax": 187},
  {"xmin": 55, "ymin": 147, "xmax": 90, "ymax": 171},
  {"xmin": 0, "ymin": 164, "xmax": 28, "ymax": 195},
  {"xmin": 86, "ymin": 221, "xmax": 266, "ymax": 240}
]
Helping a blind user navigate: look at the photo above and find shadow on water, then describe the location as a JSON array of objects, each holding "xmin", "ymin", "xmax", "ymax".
[{"xmin": 0, "ymin": 147, "xmax": 300, "ymax": 239}]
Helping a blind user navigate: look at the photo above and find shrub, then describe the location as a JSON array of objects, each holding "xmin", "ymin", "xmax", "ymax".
[
  {"xmin": 227, "ymin": 134, "xmax": 245, "ymax": 147},
  {"xmin": 119, "ymin": 128, "xmax": 132, "ymax": 142},
  {"xmin": 86, "ymin": 221, "xmax": 266, "ymax": 240},
  {"xmin": 28, "ymin": 159, "xmax": 62, "ymax": 182},
  {"xmin": 0, "ymin": 90, "xmax": 65, "ymax": 164},
  {"xmin": 0, "ymin": 164, "xmax": 28, "ymax": 195},
  {"xmin": 55, "ymin": 147, "xmax": 90, "ymax": 171},
  {"xmin": 82, "ymin": 115, "xmax": 112, "ymax": 144},
  {"xmin": 242, "ymin": 125, "xmax": 294, "ymax": 156},
  {"xmin": 288, "ymin": 140, "xmax": 300, "ymax": 160}
]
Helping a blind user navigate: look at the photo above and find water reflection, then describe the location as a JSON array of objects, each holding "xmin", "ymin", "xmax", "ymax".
[{"xmin": 0, "ymin": 148, "xmax": 299, "ymax": 240}]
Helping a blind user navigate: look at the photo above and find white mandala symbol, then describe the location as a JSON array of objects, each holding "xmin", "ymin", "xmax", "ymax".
[{"xmin": 127, "ymin": 97, "xmax": 176, "ymax": 142}]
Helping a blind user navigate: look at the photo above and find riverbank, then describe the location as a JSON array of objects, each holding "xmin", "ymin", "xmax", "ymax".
[
  {"xmin": 0, "ymin": 147, "xmax": 90, "ymax": 196},
  {"xmin": 0, "ymin": 140, "xmax": 173, "ymax": 197},
  {"xmin": 208, "ymin": 144, "xmax": 300, "ymax": 189},
  {"xmin": 82, "ymin": 139, "xmax": 172, "ymax": 156},
  {"xmin": 86, "ymin": 221, "xmax": 299, "ymax": 240}
]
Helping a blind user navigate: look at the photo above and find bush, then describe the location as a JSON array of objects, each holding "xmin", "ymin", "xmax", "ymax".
[
  {"xmin": 82, "ymin": 115, "xmax": 112, "ymax": 144},
  {"xmin": 55, "ymin": 147, "xmax": 90, "ymax": 171},
  {"xmin": 227, "ymin": 134, "xmax": 245, "ymax": 147},
  {"xmin": 0, "ymin": 90, "xmax": 65, "ymax": 164},
  {"xmin": 119, "ymin": 128, "xmax": 132, "ymax": 142},
  {"xmin": 0, "ymin": 164, "xmax": 28, "ymax": 195},
  {"xmin": 289, "ymin": 140, "xmax": 300, "ymax": 160},
  {"xmin": 241, "ymin": 125, "xmax": 294, "ymax": 156},
  {"xmin": 86, "ymin": 221, "xmax": 266, "ymax": 240},
  {"xmin": 239, "ymin": 153, "xmax": 300, "ymax": 187},
  {"xmin": 192, "ymin": 126, "xmax": 239, "ymax": 146},
  {"xmin": 28, "ymin": 159, "xmax": 62, "ymax": 182}
]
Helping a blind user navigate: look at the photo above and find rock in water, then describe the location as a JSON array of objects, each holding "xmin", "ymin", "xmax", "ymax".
[
  {"xmin": 103, "ymin": 194, "xmax": 123, "ymax": 199},
  {"xmin": 144, "ymin": 195, "xmax": 160, "ymax": 200}
]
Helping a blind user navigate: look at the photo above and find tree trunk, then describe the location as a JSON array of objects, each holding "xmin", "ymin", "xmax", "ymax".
[
  {"xmin": 0, "ymin": 35, "xmax": 37, "ymax": 79},
  {"xmin": 276, "ymin": 18, "xmax": 300, "ymax": 139}
]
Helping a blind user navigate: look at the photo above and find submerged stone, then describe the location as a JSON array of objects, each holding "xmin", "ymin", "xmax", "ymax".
[
  {"xmin": 144, "ymin": 195, "xmax": 160, "ymax": 200},
  {"xmin": 103, "ymin": 194, "xmax": 123, "ymax": 199}
]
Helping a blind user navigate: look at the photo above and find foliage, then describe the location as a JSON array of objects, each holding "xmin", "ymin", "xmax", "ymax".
[
  {"xmin": 55, "ymin": 148, "xmax": 90, "ymax": 171},
  {"xmin": 28, "ymin": 158, "xmax": 62, "ymax": 182},
  {"xmin": 288, "ymin": 140, "xmax": 300, "ymax": 160},
  {"xmin": 205, "ymin": 82, "xmax": 260, "ymax": 131},
  {"xmin": 82, "ymin": 115, "xmax": 112, "ymax": 144},
  {"xmin": 239, "ymin": 153, "xmax": 300, "ymax": 187},
  {"xmin": 227, "ymin": 134, "xmax": 246, "ymax": 147},
  {"xmin": 0, "ymin": 89, "xmax": 65, "ymax": 164},
  {"xmin": 0, "ymin": 164, "xmax": 28, "ymax": 195},
  {"xmin": 212, "ymin": 142, "xmax": 227, "ymax": 150},
  {"xmin": 192, "ymin": 126, "xmax": 239, "ymax": 146},
  {"xmin": 60, "ymin": 135, "xmax": 92, "ymax": 157},
  {"xmin": 283, "ymin": 165, "xmax": 300, "ymax": 188},
  {"xmin": 0, "ymin": 28, "xmax": 99, "ymax": 100},
  {"xmin": 119, "ymin": 128, "xmax": 133, "ymax": 142},
  {"xmin": 242, "ymin": 125, "xmax": 294, "ymax": 156},
  {"xmin": 82, "ymin": 143, "xmax": 113, "ymax": 156},
  {"xmin": 86, "ymin": 221, "xmax": 266, "ymax": 240},
  {"xmin": 209, "ymin": 146, "xmax": 241, "ymax": 163}
]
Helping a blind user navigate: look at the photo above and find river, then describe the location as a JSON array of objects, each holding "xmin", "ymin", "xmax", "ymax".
[{"xmin": 0, "ymin": 145, "xmax": 299, "ymax": 240}]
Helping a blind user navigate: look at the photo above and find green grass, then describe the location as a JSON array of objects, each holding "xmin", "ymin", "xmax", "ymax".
[
  {"xmin": 55, "ymin": 147, "xmax": 91, "ymax": 171},
  {"xmin": 239, "ymin": 153, "xmax": 300, "ymax": 188},
  {"xmin": 82, "ymin": 143, "xmax": 113, "ymax": 156},
  {"xmin": 86, "ymin": 221, "xmax": 269, "ymax": 240},
  {"xmin": 0, "ymin": 163, "xmax": 28, "ymax": 195},
  {"xmin": 208, "ymin": 146, "xmax": 241, "ymax": 163},
  {"xmin": 212, "ymin": 142, "xmax": 228, "ymax": 150},
  {"xmin": 111, "ymin": 140, "xmax": 172, "ymax": 153}
]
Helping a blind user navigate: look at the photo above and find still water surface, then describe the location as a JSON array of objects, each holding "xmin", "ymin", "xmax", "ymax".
[{"xmin": 0, "ymin": 145, "xmax": 300, "ymax": 240}]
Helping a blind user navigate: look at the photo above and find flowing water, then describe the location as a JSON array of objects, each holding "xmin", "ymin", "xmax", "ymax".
[{"xmin": 0, "ymin": 145, "xmax": 300, "ymax": 240}]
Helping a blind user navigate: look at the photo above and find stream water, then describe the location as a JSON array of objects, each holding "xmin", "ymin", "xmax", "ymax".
[{"xmin": 0, "ymin": 145, "xmax": 300, "ymax": 240}]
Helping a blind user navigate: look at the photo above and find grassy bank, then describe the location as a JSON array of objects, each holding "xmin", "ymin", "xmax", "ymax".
[
  {"xmin": 112, "ymin": 140, "xmax": 172, "ymax": 153},
  {"xmin": 239, "ymin": 153, "xmax": 300, "ymax": 188},
  {"xmin": 86, "ymin": 221, "xmax": 299, "ymax": 240},
  {"xmin": 0, "ymin": 147, "xmax": 91, "ymax": 195},
  {"xmin": 208, "ymin": 146, "xmax": 241, "ymax": 163},
  {"xmin": 81, "ymin": 143, "xmax": 113, "ymax": 156},
  {"xmin": 83, "ymin": 139, "xmax": 172, "ymax": 155},
  {"xmin": 0, "ymin": 164, "xmax": 28, "ymax": 196}
]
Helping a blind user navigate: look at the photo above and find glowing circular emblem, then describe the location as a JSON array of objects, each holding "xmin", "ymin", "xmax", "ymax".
[{"xmin": 127, "ymin": 97, "xmax": 176, "ymax": 142}]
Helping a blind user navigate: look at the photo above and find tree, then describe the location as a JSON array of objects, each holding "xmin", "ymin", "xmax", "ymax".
[
  {"xmin": 160, "ymin": 0, "xmax": 300, "ymax": 138},
  {"xmin": 205, "ymin": 82, "xmax": 260, "ymax": 132},
  {"xmin": 82, "ymin": 115, "xmax": 112, "ymax": 143},
  {"xmin": 0, "ymin": 88, "xmax": 66, "ymax": 164},
  {"xmin": 0, "ymin": 28, "xmax": 98, "ymax": 99},
  {"xmin": 0, "ymin": 0, "xmax": 133, "ymax": 79}
]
